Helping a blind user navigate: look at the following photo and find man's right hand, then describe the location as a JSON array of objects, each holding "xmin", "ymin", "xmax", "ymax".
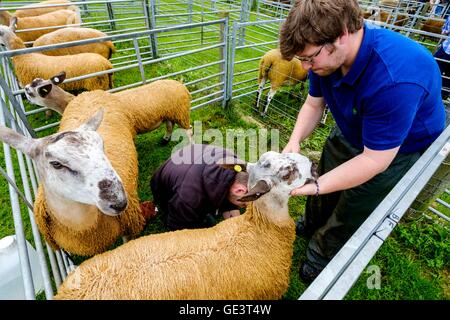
[{"xmin": 282, "ymin": 140, "xmax": 300, "ymax": 154}]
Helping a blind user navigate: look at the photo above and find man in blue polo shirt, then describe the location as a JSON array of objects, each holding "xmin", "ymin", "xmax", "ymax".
[{"xmin": 279, "ymin": 0, "xmax": 445, "ymax": 282}]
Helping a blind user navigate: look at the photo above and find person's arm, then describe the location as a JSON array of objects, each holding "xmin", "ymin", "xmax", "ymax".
[
  {"xmin": 283, "ymin": 94, "xmax": 326, "ymax": 153},
  {"xmin": 291, "ymin": 146, "xmax": 399, "ymax": 196}
]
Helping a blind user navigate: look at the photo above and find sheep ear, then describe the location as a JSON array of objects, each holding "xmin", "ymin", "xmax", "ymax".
[
  {"xmin": 50, "ymin": 71, "xmax": 66, "ymax": 85},
  {"xmin": 0, "ymin": 126, "xmax": 37, "ymax": 157},
  {"xmin": 9, "ymin": 16, "xmax": 17, "ymax": 32},
  {"xmin": 238, "ymin": 180, "xmax": 271, "ymax": 202},
  {"xmin": 216, "ymin": 157, "xmax": 247, "ymax": 172},
  {"xmin": 37, "ymin": 84, "xmax": 53, "ymax": 98},
  {"xmin": 78, "ymin": 108, "xmax": 104, "ymax": 132}
]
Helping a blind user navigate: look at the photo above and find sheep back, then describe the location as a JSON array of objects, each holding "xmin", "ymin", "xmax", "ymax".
[
  {"xmin": 33, "ymin": 27, "xmax": 116, "ymax": 59},
  {"xmin": 114, "ymin": 79, "xmax": 191, "ymax": 134},
  {"xmin": 33, "ymin": 91, "xmax": 145, "ymax": 256},
  {"xmin": 14, "ymin": 0, "xmax": 75, "ymax": 18},
  {"xmin": 12, "ymin": 52, "xmax": 113, "ymax": 90},
  {"xmin": 259, "ymin": 49, "xmax": 307, "ymax": 87},
  {"xmin": 55, "ymin": 203, "xmax": 296, "ymax": 299},
  {"xmin": 16, "ymin": 9, "xmax": 81, "ymax": 42}
]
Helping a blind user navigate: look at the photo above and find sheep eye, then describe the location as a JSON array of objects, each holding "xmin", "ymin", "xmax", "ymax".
[
  {"xmin": 50, "ymin": 161, "xmax": 64, "ymax": 170},
  {"xmin": 282, "ymin": 173, "xmax": 291, "ymax": 181}
]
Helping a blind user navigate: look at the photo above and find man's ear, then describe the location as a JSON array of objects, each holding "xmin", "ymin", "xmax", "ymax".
[
  {"xmin": 0, "ymin": 126, "xmax": 37, "ymax": 157},
  {"xmin": 216, "ymin": 157, "xmax": 247, "ymax": 172},
  {"xmin": 230, "ymin": 182, "xmax": 247, "ymax": 196}
]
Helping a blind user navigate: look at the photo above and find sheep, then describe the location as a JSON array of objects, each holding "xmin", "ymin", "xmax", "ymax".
[
  {"xmin": 14, "ymin": 72, "xmax": 192, "ymax": 256},
  {"xmin": 24, "ymin": 71, "xmax": 192, "ymax": 142},
  {"xmin": 53, "ymin": 150, "xmax": 315, "ymax": 300},
  {"xmin": 363, "ymin": 5, "xmax": 409, "ymax": 26},
  {"xmin": 420, "ymin": 18, "xmax": 444, "ymax": 34},
  {"xmin": 11, "ymin": 0, "xmax": 76, "ymax": 18},
  {"xmin": 0, "ymin": 9, "xmax": 81, "ymax": 43},
  {"xmin": 379, "ymin": 0, "xmax": 399, "ymax": 7},
  {"xmin": 256, "ymin": 48, "xmax": 308, "ymax": 116},
  {"xmin": 33, "ymin": 27, "xmax": 116, "ymax": 59},
  {"xmin": 0, "ymin": 22, "xmax": 113, "ymax": 91},
  {"xmin": 0, "ymin": 108, "xmax": 145, "ymax": 257}
]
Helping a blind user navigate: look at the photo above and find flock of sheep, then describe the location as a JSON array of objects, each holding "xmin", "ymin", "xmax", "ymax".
[{"xmin": 0, "ymin": 0, "xmax": 443, "ymax": 300}]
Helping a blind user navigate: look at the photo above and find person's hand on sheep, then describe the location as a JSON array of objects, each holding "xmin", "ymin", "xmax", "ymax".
[
  {"xmin": 290, "ymin": 182, "xmax": 318, "ymax": 197},
  {"xmin": 222, "ymin": 210, "xmax": 241, "ymax": 219},
  {"xmin": 282, "ymin": 140, "xmax": 301, "ymax": 154}
]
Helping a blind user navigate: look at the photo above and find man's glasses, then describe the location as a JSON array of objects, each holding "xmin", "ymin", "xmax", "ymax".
[{"xmin": 294, "ymin": 44, "xmax": 326, "ymax": 63}]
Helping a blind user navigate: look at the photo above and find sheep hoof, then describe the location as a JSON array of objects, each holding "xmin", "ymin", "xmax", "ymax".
[
  {"xmin": 260, "ymin": 112, "xmax": 267, "ymax": 118},
  {"xmin": 160, "ymin": 137, "xmax": 171, "ymax": 146}
]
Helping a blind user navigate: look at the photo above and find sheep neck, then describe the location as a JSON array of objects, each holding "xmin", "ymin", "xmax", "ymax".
[
  {"xmin": 44, "ymin": 187, "xmax": 100, "ymax": 232},
  {"xmin": 49, "ymin": 89, "xmax": 75, "ymax": 113},
  {"xmin": 8, "ymin": 35, "xmax": 26, "ymax": 51},
  {"xmin": 251, "ymin": 190, "xmax": 291, "ymax": 226}
]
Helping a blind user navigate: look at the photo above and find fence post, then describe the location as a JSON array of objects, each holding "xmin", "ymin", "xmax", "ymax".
[
  {"xmin": 220, "ymin": 14, "xmax": 230, "ymax": 108},
  {"xmin": 238, "ymin": 0, "xmax": 251, "ymax": 46},
  {"xmin": 145, "ymin": 0, "xmax": 159, "ymax": 58},
  {"xmin": 226, "ymin": 21, "xmax": 239, "ymax": 109}
]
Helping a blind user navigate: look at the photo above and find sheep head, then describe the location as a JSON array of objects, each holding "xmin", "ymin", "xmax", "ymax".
[
  {"xmin": 219, "ymin": 151, "xmax": 315, "ymax": 203},
  {"xmin": 0, "ymin": 108, "xmax": 128, "ymax": 215},
  {"xmin": 25, "ymin": 72, "xmax": 70, "ymax": 114}
]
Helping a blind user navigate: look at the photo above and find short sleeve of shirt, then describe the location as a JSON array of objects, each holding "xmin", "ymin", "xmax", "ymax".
[
  {"xmin": 362, "ymin": 83, "xmax": 426, "ymax": 150},
  {"xmin": 308, "ymin": 70, "xmax": 323, "ymax": 97}
]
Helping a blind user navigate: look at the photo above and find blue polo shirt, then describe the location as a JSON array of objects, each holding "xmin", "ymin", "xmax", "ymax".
[{"xmin": 309, "ymin": 23, "xmax": 445, "ymax": 154}]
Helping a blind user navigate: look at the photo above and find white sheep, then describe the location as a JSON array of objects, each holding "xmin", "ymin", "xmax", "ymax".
[
  {"xmin": 256, "ymin": 48, "xmax": 308, "ymax": 116},
  {"xmin": 53, "ymin": 150, "xmax": 315, "ymax": 300},
  {"xmin": 0, "ymin": 9, "xmax": 81, "ymax": 43},
  {"xmin": 15, "ymin": 72, "xmax": 192, "ymax": 256},
  {"xmin": 0, "ymin": 22, "xmax": 113, "ymax": 91},
  {"xmin": 11, "ymin": 0, "xmax": 76, "ymax": 18},
  {"xmin": 24, "ymin": 71, "xmax": 192, "ymax": 142},
  {"xmin": 33, "ymin": 27, "xmax": 116, "ymax": 59}
]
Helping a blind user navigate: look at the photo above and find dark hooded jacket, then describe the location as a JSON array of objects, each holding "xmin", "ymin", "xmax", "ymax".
[{"xmin": 150, "ymin": 144, "xmax": 239, "ymax": 230}]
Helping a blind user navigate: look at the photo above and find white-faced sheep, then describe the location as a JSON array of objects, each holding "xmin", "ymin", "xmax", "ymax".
[
  {"xmin": 53, "ymin": 150, "xmax": 315, "ymax": 299},
  {"xmin": 0, "ymin": 22, "xmax": 113, "ymax": 91},
  {"xmin": 24, "ymin": 72, "xmax": 192, "ymax": 141},
  {"xmin": 256, "ymin": 48, "xmax": 308, "ymax": 116},
  {"xmin": 9, "ymin": 0, "xmax": 76, "ymax": 18},
  {"xmin": 12, "ymin": 72, "xmax": 192, "ymax": 256},
  {"xmin": 33, "ymin": 27, "xmax": 116, "ymax": 59},
  {"xmin": 0, "ymin": 9, "xmax": 81, "ymax": 43}
]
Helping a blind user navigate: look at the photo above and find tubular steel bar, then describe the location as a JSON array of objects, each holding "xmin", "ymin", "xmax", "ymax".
[{"xmin": 300, "ymin": 125, "xmax": 450, "ymax": 300}]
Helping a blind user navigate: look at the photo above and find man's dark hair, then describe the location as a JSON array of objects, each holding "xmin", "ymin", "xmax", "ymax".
[{"xmin": 279, "ymin": 0, "xmax": 364, "ymax": 60}]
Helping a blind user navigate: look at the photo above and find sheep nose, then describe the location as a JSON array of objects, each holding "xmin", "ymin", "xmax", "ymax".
[{"xmin": 109, "ymin": 200, "xmax": 127, "ymax": 213}]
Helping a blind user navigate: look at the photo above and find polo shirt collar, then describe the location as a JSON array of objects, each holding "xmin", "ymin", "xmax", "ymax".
[{"xmin": 339, "ymin": 23, "xmax": 374, "ymax": 86}]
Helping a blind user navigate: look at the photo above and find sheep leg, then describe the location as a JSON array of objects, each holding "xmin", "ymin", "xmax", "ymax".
[
  {"xmin": 161, "ymin": 120, "xmax": 173, "ymax": 145},
  {"xmin": 261, "ymin": 88, "xmax": 276, "ymax": 116},
  {"xmin": 255, "ymin": 77, "xmax": 267, "ymax": 113}
]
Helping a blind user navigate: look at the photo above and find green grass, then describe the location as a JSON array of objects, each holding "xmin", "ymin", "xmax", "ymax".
[{"xmin": 0, "ymin": 0, "xmax": 449, "ymax": 300}]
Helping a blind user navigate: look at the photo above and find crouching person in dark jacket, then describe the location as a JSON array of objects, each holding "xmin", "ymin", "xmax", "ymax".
[{"xmin": 150, "ymin": 144, "xmax": 249, "ymax": 231}]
